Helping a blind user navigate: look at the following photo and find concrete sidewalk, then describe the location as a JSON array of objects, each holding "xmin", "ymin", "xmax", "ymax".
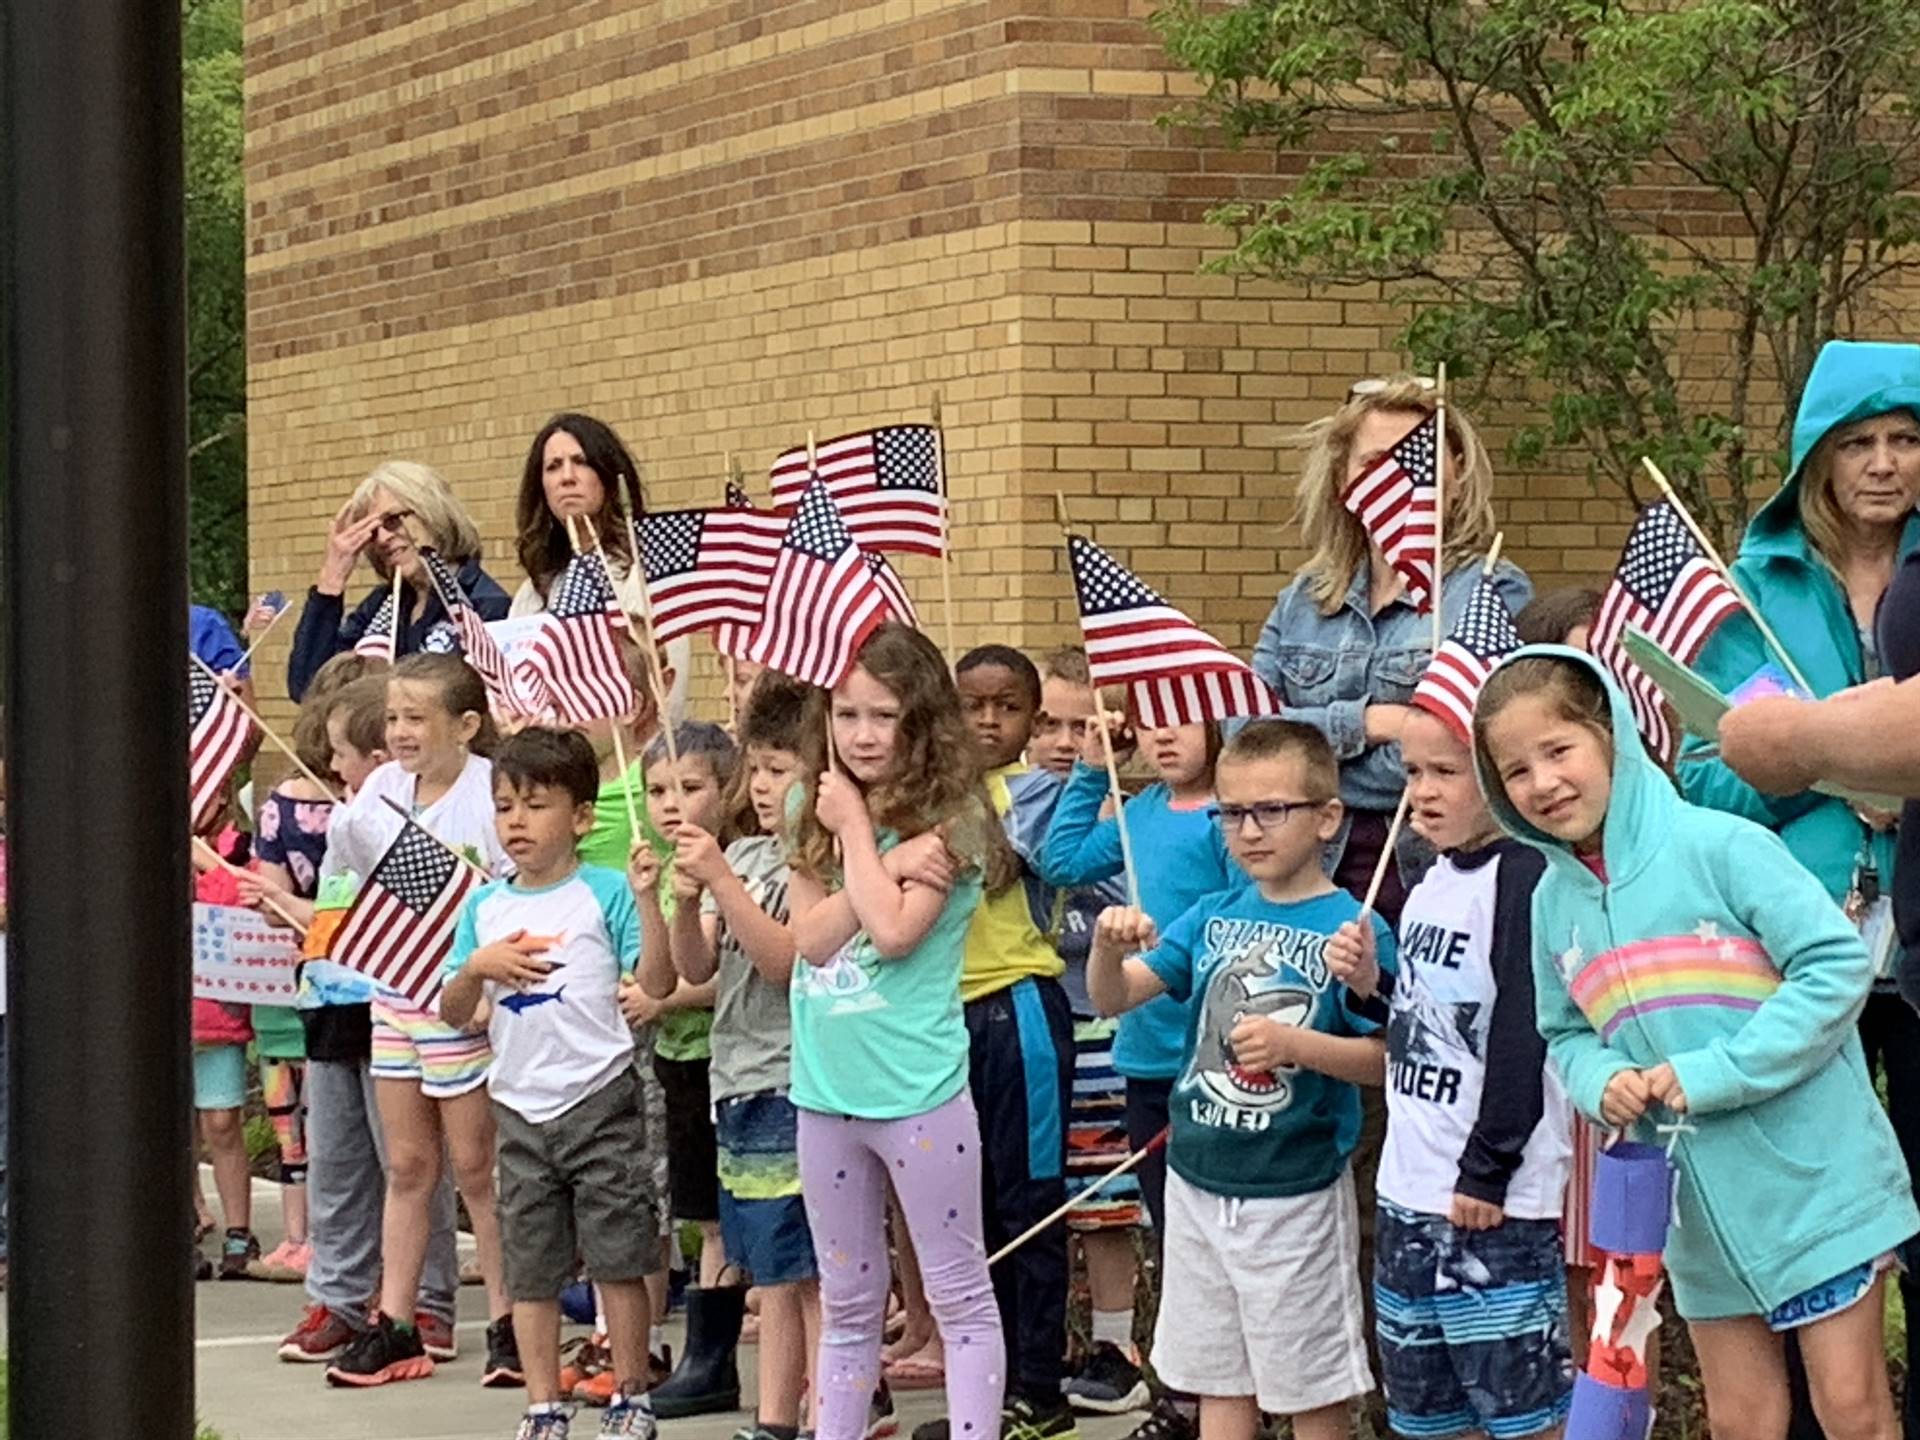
[{"xmin": 192, "ymin": 1175, "xmax": 1142, "ymax": 1440}]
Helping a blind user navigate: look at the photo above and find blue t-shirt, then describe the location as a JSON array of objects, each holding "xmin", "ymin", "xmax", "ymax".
[
  {"xmin": 1037, "ymin": 763, "xmax": 1240, "ymax": 1077},
  {"xmin": 190, "ymin": 604, "xmax": 247, "ymax": 677},
  {"xmin": 1144, "ymin": 883, "xmax": 1396, "ymax": 1199}
]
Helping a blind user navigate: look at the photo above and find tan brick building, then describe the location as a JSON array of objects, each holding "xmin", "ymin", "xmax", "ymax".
[{"xmin": 241, "ymin": 0, "xmax": 1809, "ymax": 722}]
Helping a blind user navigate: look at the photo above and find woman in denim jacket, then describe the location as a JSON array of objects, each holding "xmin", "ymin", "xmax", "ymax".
[{"xmin": 1251, "ymin": 377, "xmax": 1531, "ymax": 924}]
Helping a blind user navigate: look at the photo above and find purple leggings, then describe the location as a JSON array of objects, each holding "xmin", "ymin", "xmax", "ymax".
[{"xmin": 798, "ymin": 1090, "xmax": 1006, "ymax": 1440}]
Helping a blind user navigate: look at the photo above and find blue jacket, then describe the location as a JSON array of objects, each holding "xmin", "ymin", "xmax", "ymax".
[
  {"xmin": 286, "ymin": 558, "xmax": 510, "ymax": 701},
  {"xmin": 1680, "ymin": 340, "xmax": 1920, "ymax": 902},
  {"xmin": 1005, "ymin": 767, "xmax": 1128, "ymax": 1016},
  {"xmin": 1253, "ymin": 558, "xmax": 1532, "ymax": 868},
  {"xmin": 1481, "ymin": 647, "xmax": 1916, "ymax": 1319}
]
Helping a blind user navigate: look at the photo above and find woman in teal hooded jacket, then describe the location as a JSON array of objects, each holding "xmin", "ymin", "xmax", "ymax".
[{"xmin": 1475, "ymin": 646, "xmax": 1915, "ymax": 1440}]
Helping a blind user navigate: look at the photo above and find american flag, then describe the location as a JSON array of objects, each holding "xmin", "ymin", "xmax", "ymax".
[
  {"xmin": 866, "ymin": 552, "xmax": 918, "ymax": 628},
  {"xmin": 1068, "ymin": 534, "xmax": 1280, "ymax": 729},
  {"xmin": 420, "ymin": 548, "xmax": 537, "ymax": 717},
  {"xmin": 746, "ymin": 478, "xmax": 891, "ymax": 688},
  {"xmin": 769, "ymin": 425, "xmax": 945, "ymax": 557},
  {"xmin": 1591, "ymin": 502, "xmax": 1741, "ymax": 764},
  {"xmin": 354, "ymin": 588, "xmax": 398, "ymax": 659},
  {"xmin": 640, "ymin": 505, "xmax": 786, "ymax": 644},
  {"xmin": 1343, "ymin": 410, "xmax": 1439, "ymax": 612},
  {"xmin": 328, "ymin": 821, "xmax": 478, "ymax": 1007},
  {"xmin": 518, "ymin": 552, "xmax": 637, "ymax": 722},
  {"xmin": 714, "ymin": 482, "xmax": 761, "ymax": 660},
  {"xmin": 1410, "ymin": 573, "xmax": 1522, "ymax": 745},
  {"xmin": 189, "ymin": 663, "xmax": 254, "ymax": 828}
]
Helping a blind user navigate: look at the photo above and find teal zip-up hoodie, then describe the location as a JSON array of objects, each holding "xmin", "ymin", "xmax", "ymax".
[
  {"xmin": 1680, "ymin": 340, "xmax": 1920, "ymax": 902},
  {"xmin": 1479, "ymin": 647, "xmax": 1916, "ymax": 1320}
]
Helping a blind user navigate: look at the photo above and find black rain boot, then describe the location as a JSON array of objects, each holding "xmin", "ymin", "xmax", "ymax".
[{"xmin": 649, "ymin": 1283, "xmax": 746, "ymax": 1418}]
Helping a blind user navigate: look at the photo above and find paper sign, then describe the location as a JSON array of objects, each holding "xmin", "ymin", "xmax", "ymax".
[
  {"xmin": 484, "ymin": 615, "xmax": 550, "ymax": 669},
  {"xmin": 1622, "ymin": 628, "xmax": 1904, "ymax": 812},
  {"xmin": 193, "ymin": 902, "xmax": 300, "ymax": 1006},
  {"xmin": 1728, "ymin": 661, "xmax": 1809, "ymax": 707}
]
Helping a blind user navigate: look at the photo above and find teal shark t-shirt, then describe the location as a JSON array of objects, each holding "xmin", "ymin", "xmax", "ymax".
[{"xmin": 1143, "ymin": 884, "xmax": 1396, "ymax": 1199}]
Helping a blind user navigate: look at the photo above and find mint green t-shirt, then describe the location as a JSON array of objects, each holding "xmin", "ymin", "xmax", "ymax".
[{"xmin": 788, "ymin": 828, "xmax": 982, "ymax": 1120}]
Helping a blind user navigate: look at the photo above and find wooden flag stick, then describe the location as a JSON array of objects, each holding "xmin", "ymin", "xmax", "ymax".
[
  {"xmin": 931, "ymin": 391, "xmax": 958, "ymax": 660},
  {"xmin": 988, "ymin": 1127, "xmax": 1168, "ymax": 1265},
  {"xmin": 234, "ymin": 599, "xmax": 292, "ymax": 675},
  {"xmin": 1638, "ymin": 457, "xmax": 1814, "ymax": 694},
  {"xmin": 804, "ymin": 430, "xmax": 844, "ymax": 774},
  {"xmin": 1360, "ymin": 786, "xmax": 1414, "ymax": 922},
  {"xmin": 389, "ymin": 564, "xmax": 405, "ymax": 658},
  {"xmin": 192, "ymin": 653, "xmax": 342, "ymax": 806},
  {"xmin": 1432, "ymin": 361, "xmax": 1448, "ymax": 656},
  {"xmin": 191, "ymin": 835, "xmax": 309, "ymax": 936},
  {"xmin": 1484, "ymin": 531, "xmax": 1504, "ymax": 577},
  {"xmin": 723, "ymin": 452, "xmax": 742, "ymax": 733}
]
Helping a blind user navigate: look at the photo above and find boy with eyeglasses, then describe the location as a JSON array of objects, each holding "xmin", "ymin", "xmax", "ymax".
[{"xmin": 1089, "ymin": 720, "xmax": 1395, "ymax": 1440}]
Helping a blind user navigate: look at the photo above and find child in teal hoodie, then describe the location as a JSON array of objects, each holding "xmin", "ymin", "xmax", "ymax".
[{"xmin": 1473, "ymin": 647, "xmax": 1915, "ymax": 1433}]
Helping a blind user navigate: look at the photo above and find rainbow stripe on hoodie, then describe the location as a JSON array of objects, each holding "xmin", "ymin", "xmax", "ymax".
[{"xmin": 1568, "ymin": 925, "xmax": 1779, "ymax": 1041}]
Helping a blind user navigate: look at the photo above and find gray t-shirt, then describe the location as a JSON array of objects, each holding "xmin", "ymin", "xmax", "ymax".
[{"xmin": 704, "ymin": 835, "xmax": 795, "ymax": 1103}]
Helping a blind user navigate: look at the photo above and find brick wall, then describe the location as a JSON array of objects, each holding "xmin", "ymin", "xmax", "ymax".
[{"xmin": 242, "ymin": 0, "xmax": 1901, "ymax": 731}]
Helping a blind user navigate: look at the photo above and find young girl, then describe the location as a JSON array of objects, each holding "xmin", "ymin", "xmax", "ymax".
[
  {"xmin": 1329, "ymin": 700, "xmax": 1572, "ymax": 1440},
  {"xmin": 646, "ymin": 679, "xmax": 818, "ymax": 1433},
  {"xmin": 1474, "ymin": 647, "xmax": 1916, "ymax": 1440},
  {"xmin": 242, "ymin": 653, "xmax": 387, "ymax": 1283},
  {"xmin": 318, "ymin": 653, "xmax": 518, "ymax": 1390},
  {"xmin": 191, "ymin": 801, "xmax": 259, "ymax": 1282},
  {"xmin": 1037, "ymin": 716, "xmax": 1236, "ymax": 1244},
  {"xmin": 786, "ymin": 623, "xmax": 1009, "ymax": 1440},
  {"xmin": 630, "ymin": 722, "xmax": 739, "ymax": 1416}
]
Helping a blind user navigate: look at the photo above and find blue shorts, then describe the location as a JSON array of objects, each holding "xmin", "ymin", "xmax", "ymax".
[
  {"xmin": 1767, "ymin": 1255, "xmax": 1895, "ymax": 1333},
  {"xmin": 715, "ymin": 1091, "xmax": 816, "ymax": 1286},
  {"xmin": 1375, "ymin": 1201, "xmax": 1574, "ymax": 1440},
  {"xmin": 193, "ymin": 1044, "xmax": 248, "ymax": 1111}
]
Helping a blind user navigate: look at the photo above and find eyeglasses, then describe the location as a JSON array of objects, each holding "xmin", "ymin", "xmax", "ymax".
[
  {"xmin": 375, "ymin": 508, "xmax": 415, "ymax": 535},
  {"xmin": 1347, "ymin": 375, "xmax": 1437, "ymax": 400},
  {"xmin": 1209, "ymin": 799, "xmax": 1330, "ymax": 832}
]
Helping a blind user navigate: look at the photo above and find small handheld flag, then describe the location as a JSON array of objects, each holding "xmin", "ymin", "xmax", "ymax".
[
  {"xmin": 420, "ymin": 548, "xmax": 539, "ymax": 717},
  {"xmin": 640, "ymin": 505, "xmax": 786, "ymax": 645},
  {"xmin": 769, "ymin": 424, "xmax": 945, "ymax": 557},
  {"xmin": 1409, "ymin": 574, "xmax": 1522, "ymax": 744},
  {"xmin": 328, "ymin": 822, "xmax": 479, "ymax": 1008},
  {"xmin": 518, "ymin": 552, "xmax": 637, "ymax": 723},
  {"xmin": 189, "ymin": 664, "xmax": 255, "ymax": 829},
  {"xmin": 866, "ymin": 552, "xmax": 918, "ymax": 628},
  {"xmin": 354, "ymin": 589, "xmax": 397, "ymax": 660},
  {"xmin": 1343, "ymin": 410, "xmax": 1439, "ymax": 612},
  {"xmin": 747, "ymin": 478, "xmax": 891, "ymax": 688}
]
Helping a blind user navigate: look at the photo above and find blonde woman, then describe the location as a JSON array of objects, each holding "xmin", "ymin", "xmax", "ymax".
[
  {"xmin": 287, "ymin": 460, "xmax": 509, "ymax": 701},
  {"xmin": 1250, "ymin": 376, "xmax": 1530, "ymax": 924}
]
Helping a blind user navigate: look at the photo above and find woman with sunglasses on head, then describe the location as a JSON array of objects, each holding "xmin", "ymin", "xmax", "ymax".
[
  {"xmin": 286, "ymin": 460, "xmax": 510, "ymax": 702},
  {"xmin": 1252, "ymin": 375, "xmax": 1530, "ymax": 926},
  {"xmin": 509, "ymin": 413, "xmax": 690, "ymax": 725}
]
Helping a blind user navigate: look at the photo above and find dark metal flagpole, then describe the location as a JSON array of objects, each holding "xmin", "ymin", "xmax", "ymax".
[{"xmin": 2, "ymin": 1, "xmax": 195, "ymax": 1435}]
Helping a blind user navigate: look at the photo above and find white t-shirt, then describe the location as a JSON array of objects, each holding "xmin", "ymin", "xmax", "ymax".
[
  {"xmin": 447, "ymin": 864, "xmax": 640, "ymax": 1124},
  {"xmin": 314, "ymin": 754, "xmax": 511, "ymax": 1000},
  {"xmin": 1377, "ymin": 842, "xmax": 1572, "ymax": 1221}
]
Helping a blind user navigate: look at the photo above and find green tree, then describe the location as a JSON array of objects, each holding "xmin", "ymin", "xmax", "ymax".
[
  {"xmin": 1154, "ymin": 0, "xmax": 1920, "ymax": 545},
  {"xmin": 184, "ymin": 0, "xmax": 246, "ymax": 613}
]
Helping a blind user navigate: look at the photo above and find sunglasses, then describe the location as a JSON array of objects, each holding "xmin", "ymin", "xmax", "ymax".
[{"xmin": 374, "ymin": 508, "xmax": 415, "ymax": 535}]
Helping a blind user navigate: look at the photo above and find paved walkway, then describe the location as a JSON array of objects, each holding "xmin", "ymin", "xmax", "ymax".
[{"xmin": 194, "ymin": 1174, "xmax": 1141, "ymax": 1440}]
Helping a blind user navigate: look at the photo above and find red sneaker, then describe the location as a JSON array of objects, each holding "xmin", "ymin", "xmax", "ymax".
[
  {"xmin": 415, "ymin": 1311, "xmax": 458, "ymax": 1362},
  {"xmin": 277, "ymin": 1304, "xmax": 358, "ymax": 1364}
]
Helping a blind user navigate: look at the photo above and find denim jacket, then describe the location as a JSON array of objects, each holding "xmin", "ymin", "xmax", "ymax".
[{"xmin": 1251, "ymin": 559, "xmax": 1533, "ymax": 861}]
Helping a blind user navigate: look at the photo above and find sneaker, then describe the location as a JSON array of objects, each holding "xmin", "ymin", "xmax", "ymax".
[
  {"xmin": 278, "ymin": 1303, "xmax": 359, "ymax": 1364},
  {"xmin": 515, "ymin": 1407, "xmax": 575, "ymax": 1440},
  {"xmin": 1003, "ymin": 1395, "xmax": 1079, "ymax": 1440},
  {"xmin": 417, "ymin": 1311, "xmax": 458, "ymax": 1363},
  {"xmin": 249, "ymin": 1239, "xmax": 311, "ymax": 1282},
  {"xmin": 867, "ymin": 1379, "xmax": 899, "ymax": 1440},
  {"xmin": 577, "ymin": 1350, "xmax": 668, "ymax": 1407},
  {"xmin": 599, "ymin": 1390, "xmax": 659, "ymax": 1438},
  {"xmin": 483, "ymin": 1314, "xmax": 526, "ymax": 1388},
  {"xmin": 1062, "ymin": 1344, "xmax": 1150, "ymax": 1415},
  {"xmin": 195, "ymin": 1251, "xmax": 213, "ymax": 1282},
  {"xmin": 1121, "ymin": 1399, "xmax": 1198, "ymax": 1440},
  {"xmin": 325, "ymin": 1312, "xmax": 435, "ymax": 1387},
  {"xmin": 559, "ymin": 1333, "xmax": 611, "ymax": 1396},
  {"xmin": 219, "ymin": 1228, "xmax": 262, "ymax": 1281}
]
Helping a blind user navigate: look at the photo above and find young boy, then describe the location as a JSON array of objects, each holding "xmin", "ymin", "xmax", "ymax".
[
  {"xmin": 1012, "ymin": 648, "xmax": 1148, "ymax": 1414},
  {"xmin": 934, "ymin": 645, "xmax": 1077, "ymax": 1440},
  {"xmin": 440, "ymin": 727, "xmax": 659, "ymax": 1439},
  {"xmin": 1327, "ymin": 703, "xmax": 1572, "ymax": 1440},
  {"xmin": 1089, "ymin": 720, "xmax": 1394, "ymax": 1440}
]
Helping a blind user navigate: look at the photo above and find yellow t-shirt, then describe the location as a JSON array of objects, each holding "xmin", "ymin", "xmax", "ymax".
[{"xmin": 960, "ymin": 762, "xmax": 1065, "ymax": 1003}]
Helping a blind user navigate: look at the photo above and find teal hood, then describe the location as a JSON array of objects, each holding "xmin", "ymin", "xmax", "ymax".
[
  {"xmin": 1475, "ymin": 645, "xmax": 1675, "ymax": 889},
  {"xmin": 1746, "ymin": 339, "xmax": 1920, "ymax": 550}
]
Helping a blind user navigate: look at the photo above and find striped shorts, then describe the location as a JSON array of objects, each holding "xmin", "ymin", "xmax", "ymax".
[
  {"xmin": 1066, "ymin": 1016, "xmax": 1141, "ymax": 1231},
  {"xmin": 1376, "ymin": 1200, "xmax": 1574, "ymax": 1440},
  {"xmin": 371, "ymin": 993, "xmax": 492, "ymax": 1099}
]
